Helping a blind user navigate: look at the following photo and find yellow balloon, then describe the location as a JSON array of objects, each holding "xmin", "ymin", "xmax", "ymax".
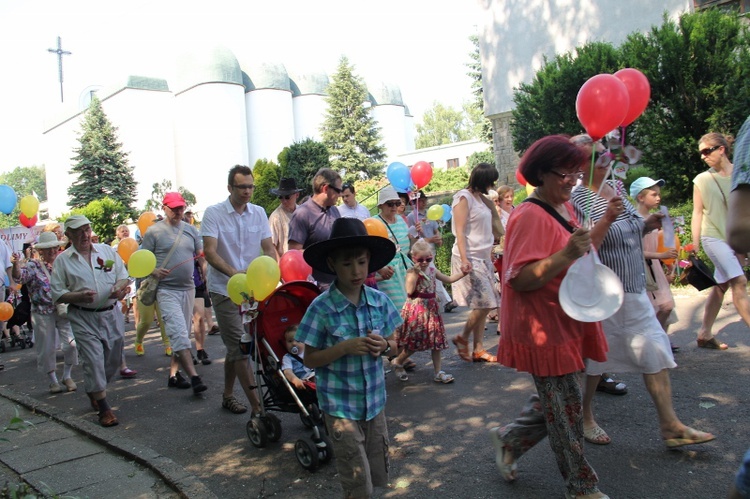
[
  {"xmin": 227, "ymin": 273, "xmax": 250, "ymax": 305},
  {"xmin": 246, "ymin": 255, "xmax": 280, "ymax": 301},
  {"xmin": 19, "ymin": 195, "xmax": 39, "ymax": 218},
  {"xmin": 525, "ymin": 183, "xmax": 535, "ymax": 195},
  {"xmin": 128, "ymin": 249, "xmax": 157, "ymax": 278},
  {"xmin": 426, "ymin": 204, "xmax": 444, "ymax": 221}
]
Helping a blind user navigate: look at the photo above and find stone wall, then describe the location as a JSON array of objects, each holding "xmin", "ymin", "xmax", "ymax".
[{"xmin": 491, "ymin": 111, "xmax": 519, "ymax": 187}]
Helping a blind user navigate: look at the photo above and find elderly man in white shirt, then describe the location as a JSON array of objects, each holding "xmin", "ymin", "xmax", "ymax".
[{"xmin": 50, "ymin": 215, "xmax": 130, "ymax": 427}]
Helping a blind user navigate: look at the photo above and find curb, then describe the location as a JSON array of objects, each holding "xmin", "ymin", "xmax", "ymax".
[{"xmin": 0, "ymin": 386, "xmax": 217, "ymax": 499}]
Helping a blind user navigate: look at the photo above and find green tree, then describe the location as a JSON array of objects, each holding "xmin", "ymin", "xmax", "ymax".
[
  {"xmin": 510, "ymin": 41, "xmax": 621, "ymax": 154},
  {"xmin": 415, "ymin": 102, "xmax": 474, "ymax": 149},
  {"xmin": 425, "ymin": 166, "xmax": 470, "ymax": 193},
  {"xmin": 282, "ymin": 139, "xmax": 331, "ymax": 194},
  {"xmin": 321, "ymin": 56, "xmax": 386, "ymax": 179},
  {"xmin": 0, "ymin": 166, "xmax": 47, "ymax": 228},
  {"xmin": 144, "ymin": 180, "xmax": 197, "ymax": 212},
  {"xmin": 68, "ymin": 96, "xmax": 138, "ymax": 213},
  {"xmin": 467, "ymin": 151, "xmax": 496, "ymax": 171},
  {"xmin": 620, "ymin": 9, "xmax": 750, "ymax": 200},
  {"xmin": 252, "ymin": 158, "xmax": 281, "ymax": 216},
  {"xmin": 63, "ymin": 196, "xmax": 129, "ymax": 243},
  {"xmin": 467, "ymin": 34, "xmax": 493, "ymax": 144}
]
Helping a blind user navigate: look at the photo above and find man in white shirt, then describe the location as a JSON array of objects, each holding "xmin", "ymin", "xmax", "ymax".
[
  {"xmin": 202, "ymin": 165, "xmax": 277, "ymax": 416},
  {"xmin": 337, "ymin": 182, "xmax": 371, "ymax": 221}
]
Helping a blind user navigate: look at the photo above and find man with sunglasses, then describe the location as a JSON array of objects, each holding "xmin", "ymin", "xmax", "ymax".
[
  {"xmin": 338, "ymin": 182, "xmax": 371, "ymax": 221},
  {"xmin": 288, "ymin": 168, "xmax": 342, "ymax": 289},
  {"xmin": 269, "ymin": 178, "xmax": 302, "ymax": 257}
]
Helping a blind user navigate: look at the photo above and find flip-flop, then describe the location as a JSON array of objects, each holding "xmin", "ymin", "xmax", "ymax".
[
  {"xmin": 584, "ymin": 425, "xmax": 611, "ymax": 445},
  {"xmin": 664, "ymin": 427, "xmax": 716, "ymax": 448},
  {"xmin": 452, "ymin": 335, "xmax": 471, "ymax": 362},
  {"xmin": 697, "ymin": 337, "xmax": 728, "ymax": 350}
]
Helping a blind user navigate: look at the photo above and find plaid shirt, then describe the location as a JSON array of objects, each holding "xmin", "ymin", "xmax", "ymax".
[
  {"xmin": 17, "ymin": 259, "xmax": 55, "ymax": 315},
  {"xmin": 296, "ymin": 282, "xmax": 402, "ymax": 421}
]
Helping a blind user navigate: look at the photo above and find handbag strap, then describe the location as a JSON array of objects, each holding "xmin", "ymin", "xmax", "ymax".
[
  {"xmin": 523, "ymin": 198, "xmax": 576, "ymax": 234},
  {"xmin": 377, "ymin": 214, "xmax": 409, "ymax": 270},
  {"xmin": 159, "ymin": 222, "xmax": 186, "ymax": 269},
  {"xmin": 709, "ymin": 171, "xmax": 729, "ymax": 209}
]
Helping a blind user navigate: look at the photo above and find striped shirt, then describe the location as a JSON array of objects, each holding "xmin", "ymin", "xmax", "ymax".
[
  {"xmin": 571, "ymin": 181, "xmax": 646, "ymax": 293},
  {"xmin": 296, "ymin": 282, "xmax": 402, "ymax": 421}
]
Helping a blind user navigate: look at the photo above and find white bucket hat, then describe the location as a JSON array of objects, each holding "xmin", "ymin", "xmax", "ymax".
[{"xmin": 559, "ymin": 251, "xmax": 624, "ymax": 322}]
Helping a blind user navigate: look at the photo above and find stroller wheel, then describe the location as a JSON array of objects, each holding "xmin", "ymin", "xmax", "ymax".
[
  {"xmin": 246, "ymin": 418, "xmax": 269, "ymax": 448},
  {"xmin": 261, "ymin": 413, "xmax": 282, "ymax": 443},
  {"xmin": 295, "ymin": 436, "xmax": 320, "ymax": 471},
  {"xmin": 318, "ymin": 433, "xmax": 334, "ymax": 464},
  {"xmin": 19, "ymin": 339, "xmax": 26, "ymax": 349}
]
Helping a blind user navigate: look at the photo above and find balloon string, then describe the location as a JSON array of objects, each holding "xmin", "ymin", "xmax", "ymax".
[
  {"xmin": 166, "ymin": 253, "xmax": 201, "ymax": 273},
  {"xmin": 585, "ymin": 147, "xmax": 596, "ymax": 227},
  {"xmin": 411, "ymin": 192, "xmax": 421, "ymax": 237}
]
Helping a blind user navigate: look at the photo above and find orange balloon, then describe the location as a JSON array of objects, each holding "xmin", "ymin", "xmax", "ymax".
[
  {"xmin": 363, "ymin": 217, "xmax": 388, "ymax": 239},
  {"xmin": 117, "ymin": 237, "xmax": 139, "ymax": 264},
  {"xmin": 656, "ymin": 230, "xmax": 681, "ymax": 267},
  {"xmin": 0, "ymin": 302, "xmax": 13, "ymax": 321},
  {"xmin": 137, "ymin": 212, "xmax": 157, "ymax": 236}
]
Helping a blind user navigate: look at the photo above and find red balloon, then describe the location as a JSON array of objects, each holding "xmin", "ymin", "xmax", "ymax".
[
  {"xmin": 515, "ymin": 169, "xmax": 527, "ymax": 186},
  {"xmin": 576, "ymin": 74, "xmax": 630, "ymax": 141},
  {"xmin": 279, "ymin": 249, "xmax": 313, "ymax": 283},
  {"xmin": 614, "ymin": 68, "xmax": 651, "ymax": 127},
  {"xmin": 411, "ymin": 161, "xmax": 433, "ymax": 189},
  {"xmin": 19, "ymin": 213, "xmax": 38, "ymax": 228}
]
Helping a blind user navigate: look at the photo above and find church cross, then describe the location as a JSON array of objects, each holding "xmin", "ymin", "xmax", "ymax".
[{"xmin": 48, "ymin": 36, "xmax": 72, "ymax": 102}]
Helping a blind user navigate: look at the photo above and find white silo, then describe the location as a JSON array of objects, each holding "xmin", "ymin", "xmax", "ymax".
[
  {"xmin": 403, "ymin": 104, "xmax": 416, "ymax": 153},
  {"xmin": 368, "ymin": 81, "xmax": 407, "ymax": 164},
  {"xmin": 289, "ymin": 71, "xmax": 329, "ymax": 142},
  {"xmin": 242, "ymin": 61, "xmax": 295, "ymax": 168},
  {"xmin": 172, "ymin": 45, "xmax": 248, "ymax": 213}
]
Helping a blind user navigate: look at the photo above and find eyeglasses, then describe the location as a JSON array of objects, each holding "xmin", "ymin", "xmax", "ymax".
[
  {"xmin": 384, "ymin": 200, "xmax": 402, "ymax": 208},
  {"xmin": 278, "ymin": 195, "xmax": 292, "ymax": 200},
  {"xmin": 415, "ymin": 257, "xmax": 433, "ymax": 263},
  {"xmin": 700, "ymin": 145, "xmax": 721, "ymax": 157},
  {"xmin": 233, "ymin": 184, "xmax": 255, "ymax": 190},
  {"xmin": 549, "ymin": 170, "xmax": 585, "ymax": 181},
  {"xmin": 327, "ymin": 184, "xmax": 342, "ymax": 194}
]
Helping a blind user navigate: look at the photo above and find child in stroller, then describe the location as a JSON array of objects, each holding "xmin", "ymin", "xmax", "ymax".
[
  {"xmin": 281, "ymin": 325, "xmax": 315, "ymax": 391},
  {"xmin": 1, "ymin": 283, "xmax": 33, "ymax": 352}
]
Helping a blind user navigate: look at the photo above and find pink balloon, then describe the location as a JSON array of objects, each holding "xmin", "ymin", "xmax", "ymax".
[
  {"xmin": 411, "ymin": 161, "xmax": 433, "ymax": 189},
  {"xmin": 279, "ymin": 250, "xmax": 312, "ymax": 283},
  {"xmin": 576, "ymin": 74, "xmax": 630, "ymax": 141},
  {"xmin": 614, "ymin": 68, "xmax": 651, "ymax": 127}
]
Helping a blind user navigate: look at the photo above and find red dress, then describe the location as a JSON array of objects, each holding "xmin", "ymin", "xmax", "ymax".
[
  {"xmin": 395, "ymin": 267, "xmax": 448, "ymax": 351},
  {"xmin": 498, "ymin": 202, "xmax": 608, "ymax": 376}
]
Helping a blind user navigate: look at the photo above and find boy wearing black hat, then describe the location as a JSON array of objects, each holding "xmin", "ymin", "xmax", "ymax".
[{"xmin": 296, "ymin": 218, "xmax": 402, "ymax": 498}]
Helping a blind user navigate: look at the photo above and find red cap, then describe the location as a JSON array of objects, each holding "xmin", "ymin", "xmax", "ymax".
[{"xmin": 162, "ymin": 192, "xmax": 186, "ymax": 209}]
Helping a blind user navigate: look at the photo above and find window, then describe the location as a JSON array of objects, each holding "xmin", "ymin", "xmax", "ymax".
[{"xmin": 447, "ymin": 158, "xmax": 459, "ymax": 169}]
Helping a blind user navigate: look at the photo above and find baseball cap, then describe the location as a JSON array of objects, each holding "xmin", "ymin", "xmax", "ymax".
[
  {"xmin": 64, "ymin": 215, "xmax": 91, "ymax": 231},
  {"xmin": 162, "ymin": 192, "xmax": 186, "ymax": 209},
  {"xmin": 629, "ymin": 177, "xmax": 665, "ymax": 199}
]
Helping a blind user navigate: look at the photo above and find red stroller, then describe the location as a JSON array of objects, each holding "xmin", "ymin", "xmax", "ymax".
[{"xmin": 245, "ymin": 281, "xmax": 333, "ymax": 471}]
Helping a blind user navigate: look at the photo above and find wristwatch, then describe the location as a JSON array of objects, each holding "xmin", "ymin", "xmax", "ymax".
[{"xmin": 381, "ymin": 343, "xmax": 391, "ymax": 356}]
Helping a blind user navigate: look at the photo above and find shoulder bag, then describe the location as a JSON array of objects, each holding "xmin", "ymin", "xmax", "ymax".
[{"xmin": 138, "ymin": 223, "xmax": 184, "ymax": 306}]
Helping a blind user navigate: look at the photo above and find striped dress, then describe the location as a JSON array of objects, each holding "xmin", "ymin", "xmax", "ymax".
[{"xmin": 376, "ymin": 215, "xmax": 412, "ymax": 311}]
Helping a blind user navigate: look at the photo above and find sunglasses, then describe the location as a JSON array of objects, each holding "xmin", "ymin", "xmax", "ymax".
[
  {"xmin": 384, "ymin": 200, "xmax": 402, "ymax": 208},
  {"xmin": 700, "ymin": 145, "xmax": 721, "ymax": 157},
  {"xmin": 549, "ymin": 170, "xmax": 584, "ymax": 181},
  {"xmin": 415, "ymin": 257, "xmax": 433, "ymax": 263},
  {"xmin": 327, "ymin": 184, "xmax": 342, "ymax": 194},
  {"xmin": 278, "ymin": 195, "xmax": 292, "ymax": 200}
]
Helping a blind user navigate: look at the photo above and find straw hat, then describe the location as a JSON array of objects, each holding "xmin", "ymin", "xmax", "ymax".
[{"xmin": 34, "ymin": 231, "xmax": 63, "ymax": 249}]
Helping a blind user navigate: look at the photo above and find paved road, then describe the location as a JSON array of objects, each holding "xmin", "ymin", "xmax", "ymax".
[{"xmin": 0, "ymin": 286, "xmax": 748, "ymax": 498}]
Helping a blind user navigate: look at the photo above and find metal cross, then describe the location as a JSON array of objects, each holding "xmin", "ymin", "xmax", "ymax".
[{"xmin": 47, "ymin": 36, "xmax": 72, "ymax": 102}]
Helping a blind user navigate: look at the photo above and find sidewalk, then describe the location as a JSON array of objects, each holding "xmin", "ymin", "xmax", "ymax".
[{"xmin": 0, "ymin": 386, "xmax": 215, "ymax": 499}]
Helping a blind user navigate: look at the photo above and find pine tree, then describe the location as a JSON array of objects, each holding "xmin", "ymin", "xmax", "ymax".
[
  {"xmin": 321, "ymin": 56, "xmax": 386, "ymax": 179},
  {"xmin": 68, "ymin": 96, "xmax": 138, "ymax": 212}
]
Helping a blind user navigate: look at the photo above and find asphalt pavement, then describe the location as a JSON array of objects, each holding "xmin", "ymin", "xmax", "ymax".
[{"xmin": 0, "ymin": 286, "xmax": 748, "ymax": 499}]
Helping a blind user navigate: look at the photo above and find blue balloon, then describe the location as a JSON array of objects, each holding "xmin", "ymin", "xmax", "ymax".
[
  {"xmin": 441, "ymin": 203, "xmax": 452, "ymax": 222},
  {"xmin": 387, "ymin": 164, "xmax": 412, "ymax": 191},
  {"xmin": 387, "ymin": 162, "xmax": 406, "ymax": 178},
  {"xmin": 0, "ymin": 185, "xmax": 17, "ymax": 215}
]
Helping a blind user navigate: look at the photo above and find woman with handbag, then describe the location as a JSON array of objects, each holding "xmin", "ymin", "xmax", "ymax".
[
  {"xmin": 692, "ymin": 132, "xmax": 750, "ymax": 350},
  {"xmin": 12, "ymin": 232, "xmax": 78, "ymax": 394}
]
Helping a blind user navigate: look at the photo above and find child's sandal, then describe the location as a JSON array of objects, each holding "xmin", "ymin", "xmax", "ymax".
[
  {"xmin": 391, "ymin": 363, "xmax": 408, "ymax": 381},
  {"xmin": 433, "ymin": 371, "xmax": 454, "ymax": 384}
]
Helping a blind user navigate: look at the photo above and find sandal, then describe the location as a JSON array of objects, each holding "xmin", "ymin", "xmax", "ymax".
[
  {"xmin": 452, "ymin": 335, "xmax": 471, "ymax": 362},
  {"xmin": 663, "ymin": 427, "xmax": 716, "ymax": 448},
  {"xmin": 697, "ymin": 337, "xmax": 728, "ymax": 350},
  {"xmin": 433, "ymin": 371, "xmax": 454, "ymax": 384},
  {"xmin": 392, "ymin": 363, "xmax": 408, "ymax": 381},
  {"xmin": 584, "ymin": 425, "xmax": 611, "ymax": 445},
  {"xmin": 596, "ymin": 375, "xmax": 627, "ymax": 395},
  {"xmin": 472, "ymin": 350, "xmax": 497, "ymax": 363},
  {"xmin": 489, "ymin": 427, "xmax": 517, "ymax": 482},
  {"xmin": 222, "ymin": 395, "xmax": 248, "ymax": 414}
]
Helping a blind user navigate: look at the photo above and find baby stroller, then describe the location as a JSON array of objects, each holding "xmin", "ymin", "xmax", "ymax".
[
  {"xmin": 245, "ymin": 281, "xmax": 334, "ymax": 471},
  {"xmin": 1, "ymin": 285, "xmax": 33, "ymax": 352}
]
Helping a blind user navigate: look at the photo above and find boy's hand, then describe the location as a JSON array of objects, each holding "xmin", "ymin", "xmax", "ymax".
[
  {"xmin": 343, "ymin": 337, "xmax": 376, "ymax": 356},
  {"xmin": 366, "ymin": 331, "xmax": 387, "ymax": 358}
]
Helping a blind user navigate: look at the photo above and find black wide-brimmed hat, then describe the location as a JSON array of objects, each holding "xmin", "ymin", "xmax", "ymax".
[
  {"xmin": 304, "ymin": 218, "xmax": 396, "ymax": 275},
  {"xmin": 270, "ymin": 178, "xmax": 303, "ymax": 196}
]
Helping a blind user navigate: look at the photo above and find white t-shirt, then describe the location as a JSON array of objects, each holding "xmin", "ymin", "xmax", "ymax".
[{"xmin": 337, "ymin": 202, "xmax": 371, "ymax": 221}]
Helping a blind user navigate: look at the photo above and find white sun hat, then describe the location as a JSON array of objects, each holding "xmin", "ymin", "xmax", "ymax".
[{"xmin": 559, "ymin": 251, "xmax": 624, "ymax": 322}]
